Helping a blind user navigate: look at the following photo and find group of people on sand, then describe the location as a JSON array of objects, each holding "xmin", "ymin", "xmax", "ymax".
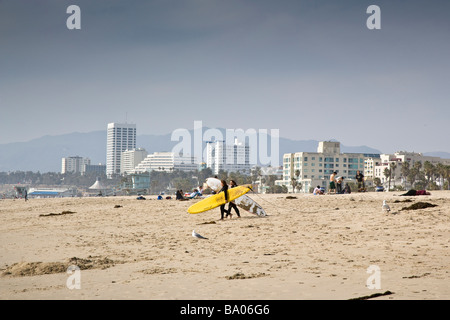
[
  {"xmin": 175, "ymin": 185, "xmax": 205, "ymax": 200},
  {"xmin": 325, "ymin": 171, "xmax": 352, "ymax": 195},
  {"xmin": 319, "ymin": 170, "xmax": 366, "ymax": 195}
]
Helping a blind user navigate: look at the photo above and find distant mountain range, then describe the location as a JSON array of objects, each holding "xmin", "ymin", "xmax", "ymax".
[{"xmin": 0, "ymin": 130, "xmax": 448, "ymax": 173}]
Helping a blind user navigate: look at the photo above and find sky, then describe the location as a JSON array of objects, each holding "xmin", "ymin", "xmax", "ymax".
[{"xmin": 0, "ymin": 0, "xmax": 449, "ymax": 154}]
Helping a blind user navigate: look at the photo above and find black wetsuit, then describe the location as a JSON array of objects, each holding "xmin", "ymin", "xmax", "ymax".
[
  {"xmin": 219, "ymin": 185, "xmax": 229, "ymax": 219},
  {"xmin": 227, "ymin": 184, "xmax": 240, "ymax": 218}
]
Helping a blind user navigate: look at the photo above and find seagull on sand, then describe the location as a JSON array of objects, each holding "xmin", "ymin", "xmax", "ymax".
[
  {"xmin": 192, "ymin": 230, "xmax": 208, "ymax": 239},
  {"xmin": 382, "ymin": 200, "xmax": 391, "ymax": 213}
]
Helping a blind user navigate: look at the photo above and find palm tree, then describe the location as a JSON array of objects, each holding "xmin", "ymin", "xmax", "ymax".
[
  {"xmin": 296, "ymin": 181, "xmax": 303, "ymax": 193},
  {"xmin": 443, "ymin": 165, "xmax": 450, "ymax": 190},
  {"xmin": 390, "ymin": 162, "xmax": 397, "ymax": 187},
  {"xmin": 383, "ymin": 167, "xmax": 391, "ymax": 191},
  {"xmin": 294, "ymin": 169, "xmax": 302, "ymax": 192},
  {"xmin": 436, "ymin": 163, "xmax": 446, "ymax": 190},
  {"xmin": 290, "ymin": 177, "xmax": 298, "ymax": 194},
  {"xmin": 400, "ymin": 161, "xmax": 410, "ymax": 189},
  {"xmin": 423, "ymin": 161, "xmax": 435, "ymax": 189},
  {"xmin": 408, "ymin": 167, "xmax": 419, "ymax": 189}
]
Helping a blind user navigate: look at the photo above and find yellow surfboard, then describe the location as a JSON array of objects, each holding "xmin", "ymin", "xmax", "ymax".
[{"xmin": 187, "ymin": 184, "xmax": 253, "ymax": 214}]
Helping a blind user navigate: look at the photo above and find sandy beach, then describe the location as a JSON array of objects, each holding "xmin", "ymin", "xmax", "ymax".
[{"xmin": 0, "ymin": 191, "xmax": 449, "ymax": 300}]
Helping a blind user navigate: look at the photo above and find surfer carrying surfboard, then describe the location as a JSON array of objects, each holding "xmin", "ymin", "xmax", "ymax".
[
  {"xmin": 219, "ymin": 180, "xmax": 230, "ymax": 220},
  {"xmin": 226, "ymin": 180, "xmax": 241, "ymax": 219}
]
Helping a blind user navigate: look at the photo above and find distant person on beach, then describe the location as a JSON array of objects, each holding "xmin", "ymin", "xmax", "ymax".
[
  {"xmin": 24, "ymin": 189, "xmax": 28, "ymax": 201},
  {"xmin": 336, "ymin": 176, "xmax": 344, "ymax": 194},
  {"xmin": 328, "ymin": 172, "xmax": 337, "ymax": 194},
  {"xmin": 356, "ymin": 170, "xmax": 365, "ymax": 192},
  {"xmin": 343, "ymin": 183, "xmax": 351, "ymax": 194},
  {"xmin": 226, "ymin": 180, "xmax": 241, "ymax": 218},
  {"xmin": 400, "ymin": 189, "xmax": 431, "ymax": 196},
  {"xmin": 313, "ymin": 186, "xmax": 324, "ymax": 195},
  {"xmin": 219, "ymin": 180, "xmax": 230, "ymax": 220},
  {"xmin": 176, "ymin": 190, "xmax": 184, "ymax": 200},
  {"xmin": 188, "ymin": 188, "xmax": 203, "ymax": 199}
]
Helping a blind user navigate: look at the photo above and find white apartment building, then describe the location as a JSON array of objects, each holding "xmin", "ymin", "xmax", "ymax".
[
  {"xmin": 279, "ymin": 141, "xmax": 379, "ymax": 193},
  {"xmin": 106, "ymin": 123, "xmax": 136, "ymax": 178},
  {"xmin": 374, "ymin": 151, "xmax": 450, "ymax": 186},
  {"xmin": 120, "ymin": 148, "xmax": 148, "ymax": 174},
  {"xmin": 134, "ymin": 152, "xmax": 198, "ymax": 173},
  {"xmin": 61, "ymin": 156, "xmax": 90, "ymax": 174},
  {"xmin": 206, "ymin": 139, "xmax": 251, "ymax": 175},
  {"xmin": 364, "ymin": 157, "xmax": 381, "ymax": 179}
]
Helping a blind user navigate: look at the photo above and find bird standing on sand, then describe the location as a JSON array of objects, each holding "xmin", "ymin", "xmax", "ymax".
[
  {"xmin": 192, "ymin": 230, "xmax": 208, "ymax": 239},
  {"xmin": 382, "ymin": 200, "xmax": 391, "ymax": 213}
]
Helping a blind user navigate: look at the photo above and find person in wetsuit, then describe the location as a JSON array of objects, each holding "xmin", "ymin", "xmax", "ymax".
[{"xmin": 219, "ymin": 180, "xmax": 229, "ymax": 220}]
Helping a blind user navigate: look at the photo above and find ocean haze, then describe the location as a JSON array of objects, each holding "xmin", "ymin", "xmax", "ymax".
[
  {"xmin": 1, "ymin": 1, "xmax": 449, "ymax": 154},
  {"xmin": 0, "ymin": 130, "xmax": 386, "ymax": 173}
]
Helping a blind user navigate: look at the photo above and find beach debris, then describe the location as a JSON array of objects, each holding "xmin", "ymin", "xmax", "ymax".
[
  {"xmin": 198, "ymin": 221, "xmax": 216, "ymax": 225},
  {"xmin": 39, "ymin": 210, "xmax": 75, "ymax": 217},
  {"xmin": 192, "ymin": 230, "xmax": 208, "ymax": 239},
  {"xmin": 114, "ymin": 205, "xmax": 123, "ymax": 208},
  {"xmin": 393, "ymin": 199, "xmax": 413, "ymax": 203},
  {"xmin": 1, "ymin": 256, "xmax": 116, "ymax": 277},
  {"xmin": 402, "ymin": 273, "xmax": 431, "ymax": 279},
  {"xmin": 348, "ymin": 290, "xmax": 394, "ymax": 300},
  {"xmin": 401, "ymin": 202, "xmax": 437, "ymax": 211},
  {"xmin": 226, "ymin": 272, "xmax": 267, "ymax": 280},
  {"xmin": 382, "ymin": 200, "xmax": 391, "ymax": 213},
  {"xmin": 286, "ymin": 196, "xmax": 297, "ymax": 199}
]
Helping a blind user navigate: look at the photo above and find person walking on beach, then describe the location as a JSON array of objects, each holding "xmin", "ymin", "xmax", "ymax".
[
  {"xmin": 356, "ymin": 170, "xmax": 365, "ymax": 192},
  {"xmin": 328, "ymin": 171, "xmax": 337, "ymax": 194},
  {"xmin": 219, "ymin": 180, "xmax": 230, "ymax": 220},
  {"xmin": 226, "ymin": 180, "xmax": 241, "ymax": 219}
]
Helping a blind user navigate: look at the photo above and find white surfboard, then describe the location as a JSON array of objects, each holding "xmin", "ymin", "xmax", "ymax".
[{"xmin": 204, "ymin": 178, "xmax": 266, "ymax": 217}]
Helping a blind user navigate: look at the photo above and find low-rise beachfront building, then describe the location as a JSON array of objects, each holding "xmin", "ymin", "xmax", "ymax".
[
  {"xmin": 83, "ymin": 163, "xmax": 106, "ymax": 175},
  {"xmin": 279, "ymin": 141, "xmax": 379, "ymax": 193},
  {"xmin": 374, "ymin": 151, "xmax": 450, "ymax": 188},
  {"xmin": 134, "ymin": 152, "xmax": 198, "ymax": 173},
  {"xmin": 120, "ymin": 148, "xmax": 148, "ymax": 174}
]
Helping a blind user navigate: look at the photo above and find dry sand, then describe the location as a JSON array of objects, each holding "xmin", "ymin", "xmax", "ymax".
[{"xmin": 0, "ymin": 191, "xmax": 449, "ymax": 300}]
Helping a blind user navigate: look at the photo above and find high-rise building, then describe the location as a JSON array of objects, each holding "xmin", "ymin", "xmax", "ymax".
[
  {"xmin": 206, "ymin": 139, "xmax": 251, "ymax": 175},
  {"xmin": 61, "ymin": 156, "xmax": 90, "ymax": 174},
  {"xmin": 106, "ymin": 123, "xmax": 136, "ymax": 178},
  {"xmin": 120, "ymin": 148, "xmax": 148, "ymax": 174}
]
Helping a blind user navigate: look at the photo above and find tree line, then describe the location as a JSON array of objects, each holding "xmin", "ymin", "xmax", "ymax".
[
  {"xmin": 0, "ymin": 167, "xmax": 287, "ymax": 195},
  {"xmin": 381, "ymin": 161, "xmax": 450, "ymax": 191}
]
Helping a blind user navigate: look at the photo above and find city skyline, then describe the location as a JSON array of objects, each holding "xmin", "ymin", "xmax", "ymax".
[{"xmin": 1, "ymin": 0, "xmax": 449, "ymax": 155}]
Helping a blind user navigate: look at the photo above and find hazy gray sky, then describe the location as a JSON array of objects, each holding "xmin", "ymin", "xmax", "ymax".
[{"xmin": 1, "ymin": 0, "xmax": 449, "ymax": 154}]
